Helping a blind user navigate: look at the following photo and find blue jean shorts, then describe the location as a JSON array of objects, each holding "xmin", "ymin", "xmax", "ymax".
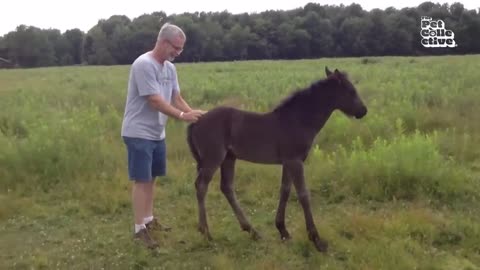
[{"xmin": 122, "ymin": 136, "xmax": 166, "ymax": 182}]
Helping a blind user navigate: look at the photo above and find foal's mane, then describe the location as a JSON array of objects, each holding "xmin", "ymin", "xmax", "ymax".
[
  {"xmin": 271, "ymin": 78, "xmax": 328, "ymax": 114},
  {"xmin": 271, "ymin": 70, "xmax": 350, "ymax": 114}
]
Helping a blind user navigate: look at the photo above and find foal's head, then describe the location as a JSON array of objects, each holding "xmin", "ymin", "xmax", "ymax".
[{"xmin": 321, "ymin": 67, "xmax": 367, "ymax": 119}]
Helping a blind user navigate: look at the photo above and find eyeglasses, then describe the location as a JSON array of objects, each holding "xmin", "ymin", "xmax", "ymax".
[{"xmin": 166, "ymin": 39, "xmax": 184, "ymax": 53}]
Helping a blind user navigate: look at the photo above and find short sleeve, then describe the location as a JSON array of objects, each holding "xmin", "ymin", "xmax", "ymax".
[{"xmin": 132, "ymin": 60, "xmax": 161, "ymax": 97}]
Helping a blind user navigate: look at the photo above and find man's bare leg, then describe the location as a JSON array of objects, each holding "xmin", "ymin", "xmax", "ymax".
[
  {"xmin": 133, "ymin": 182, "xmax": 148, "ymax": 228},
  {"xmin": 144, "ymin": 180, "xmax": 155, "ymax": 224}
]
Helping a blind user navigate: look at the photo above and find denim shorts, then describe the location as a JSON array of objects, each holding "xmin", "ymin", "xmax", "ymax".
[{"xmin": 122, "ymin": 136, "xmax": 166, "ymax": 181}]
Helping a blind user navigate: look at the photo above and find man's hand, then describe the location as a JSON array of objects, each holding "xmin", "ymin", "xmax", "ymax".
[{"xmin": 180, "ymin": 109, "xmax": 206, "ymax": 123}]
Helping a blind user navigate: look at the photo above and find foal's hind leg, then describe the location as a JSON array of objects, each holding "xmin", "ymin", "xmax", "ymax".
[
  {"xmin": 220, "ymin": 152, "xmax": 261, "ymax": 240},
  {"xmin": 275, "ymin": 165, "xmax": 293, "ymax": 240},
  {"xmin": 195, "ymin": 166, "xmax": 218, "ymax": 240}
]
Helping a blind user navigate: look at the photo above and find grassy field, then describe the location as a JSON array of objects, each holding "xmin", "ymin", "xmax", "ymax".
[{"xmin": 1, "ymin": 55, "xmax": 480, "ymax": 269}]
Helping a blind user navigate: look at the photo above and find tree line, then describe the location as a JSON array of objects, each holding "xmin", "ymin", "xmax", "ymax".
[{"xmin": 0, "ymin": 1, "xmax": 479, "ymax": 68}]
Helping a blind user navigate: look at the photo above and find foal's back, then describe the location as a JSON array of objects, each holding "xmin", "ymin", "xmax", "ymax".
[{"xmin": 188, "ymin": 106, "xmax": 294, "ymax": 165}]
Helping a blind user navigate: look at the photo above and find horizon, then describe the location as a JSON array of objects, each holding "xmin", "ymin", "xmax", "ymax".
[{"xmin": 1, "ymin": 0, "xmax": 479, "ymax": 36}]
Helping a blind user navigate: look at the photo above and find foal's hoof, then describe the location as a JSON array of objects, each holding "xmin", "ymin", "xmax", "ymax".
[
  {"xmin": 250, "ymin": 229, "xmax": 262, "ymax": 241},
  {"xmin": 202, "ymin": 233, "xmax": 213, "ymax": 241},
  {"xmin": 198, "ymin": 226, "xmax": 213, "ymax": 241},
  {"xmin": 312, "ymin": 236, "xmax": 329, "ymax": 253},
  {"xmin": 280, "ymin": 230, "xmax": 291, "ymax": 241},
  {"xmin": 205, "ymin": 233, "xmax": 213, "ymax": 241}
]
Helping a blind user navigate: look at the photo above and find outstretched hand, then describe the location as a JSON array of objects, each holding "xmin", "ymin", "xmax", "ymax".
[{"xmin": 181, "ymin": 109, "xmax": 207, "ymax": 123}]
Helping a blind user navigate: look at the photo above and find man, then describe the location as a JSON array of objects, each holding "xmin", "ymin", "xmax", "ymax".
[{"xmin": 121, "ymin": 22, "xmax": 205, "ymax": 248}]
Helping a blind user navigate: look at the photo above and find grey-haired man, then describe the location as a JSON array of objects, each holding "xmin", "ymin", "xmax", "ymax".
[{"xmin": 121, "ymin": 23, "xmax": 205, "ymax": 248}]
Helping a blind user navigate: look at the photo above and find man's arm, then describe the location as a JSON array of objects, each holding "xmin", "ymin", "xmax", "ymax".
[
  {"xmin": 134, "ymin": 61, "xmax": 202, "ymax": 122},
  {"xmin": 148, "ymin": 94, "xmax": 205, "ymax": 122},
  {"xmin": 147, "ymin": 94, "xmax": 184, "ymax": 119},
  {"xmin": 172, "ymin": 91, "xmax": 193, "ymax": 113}
]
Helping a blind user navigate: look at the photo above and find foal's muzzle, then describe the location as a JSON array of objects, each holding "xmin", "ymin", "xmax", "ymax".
[{"xmin": 355, "ymin": 106, "xmax": 367, "ymax": 119}]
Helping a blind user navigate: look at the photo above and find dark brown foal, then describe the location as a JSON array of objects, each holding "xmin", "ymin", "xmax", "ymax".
[{"xmin": 187, "ymin": 67, "xmax": 367, "ymax": 252}]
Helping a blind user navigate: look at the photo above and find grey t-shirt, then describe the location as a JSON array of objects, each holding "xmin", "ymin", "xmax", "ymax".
[{"xmin": 121, "ymin": 52, "xmax": 180, "ymax": 140}]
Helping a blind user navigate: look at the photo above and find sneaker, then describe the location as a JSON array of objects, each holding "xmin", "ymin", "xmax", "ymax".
[
  {"xmin": 145, "ymin": 218, "xmax": 172, "ymax": 232},
  {"xmin": 134, "ymin": 228, "xmax": 159, "ymax": 249}
]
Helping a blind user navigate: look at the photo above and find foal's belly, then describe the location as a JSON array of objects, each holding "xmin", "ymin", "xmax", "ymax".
[
  {"xmin": 230, "ymin": 139, "xmax": 281, "ymax": 164},
  {"xmin": 229, "ymin": 116, "xmax": 283, "ymax": 164}
]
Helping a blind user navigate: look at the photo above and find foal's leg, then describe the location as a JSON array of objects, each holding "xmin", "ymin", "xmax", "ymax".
[
  {"xmin": 195, "ymin": 166, "xmax": 218, "ymax": 240},
  {"xmin": 220, "ymin": 153, "xmax": 260, "ymax": 240},
  {"xmin": 286, "ymin": 160, "xmax": 328, "ymax": 252},
  {"xmin": 275, "ymin": 165, "xmax": 293, "ymax": 240}
]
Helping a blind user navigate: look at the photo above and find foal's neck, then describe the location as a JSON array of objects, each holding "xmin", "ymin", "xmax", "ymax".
[
  {"xmin": 273, "ymin": 89, "xmax": 335, "ymax": 136},
  {"xmin": 304, "ymin": 98, "xmax": 335, "ymax": 134}
]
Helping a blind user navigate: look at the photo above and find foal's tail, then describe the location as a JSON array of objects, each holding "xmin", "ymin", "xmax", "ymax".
[{"xmin": 187, "ymin": 123, "xmax": 201, "ymax": 171}]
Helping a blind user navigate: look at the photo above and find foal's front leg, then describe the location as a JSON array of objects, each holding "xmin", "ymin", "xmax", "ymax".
[{"xmin": 286, "ymin": 160, "xmax": 328, "ymax": 252}]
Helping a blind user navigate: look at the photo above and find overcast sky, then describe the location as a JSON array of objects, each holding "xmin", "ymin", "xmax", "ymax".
[{"xmin": 1, "ymin": 0, "xmax": 478, "ymax": 35}]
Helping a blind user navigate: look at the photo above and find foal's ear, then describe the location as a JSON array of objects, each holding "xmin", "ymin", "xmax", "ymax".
[
  {"xmin": 328, "ymin": 68, "xmax": 342, "ymax": 85},
  {"xmin": 326, "ymin": 67, "xmax": 341, "ymax": 84},
  {"xmin": 325, "ymin": 66, "xmax": 333, "ymax": 76}
]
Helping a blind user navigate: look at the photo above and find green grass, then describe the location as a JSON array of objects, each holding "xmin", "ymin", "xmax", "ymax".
[{"xmin": 1, "ymin": 55, "xmax": 480, "ymax": 269}]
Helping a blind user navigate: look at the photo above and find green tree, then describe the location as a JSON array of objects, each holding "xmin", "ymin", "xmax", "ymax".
[
  {"xmin": 64, "ymin": 29, "xmax": 85, "ymax": 64},
  {"xmin": 5, "ymin": 25, "xmax": 56, "ymax": 67}
]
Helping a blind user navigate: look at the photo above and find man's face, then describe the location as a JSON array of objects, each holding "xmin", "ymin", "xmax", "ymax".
[{"xmin": 164, "ymin": 36, "xmax": 185, "ymax": 61}]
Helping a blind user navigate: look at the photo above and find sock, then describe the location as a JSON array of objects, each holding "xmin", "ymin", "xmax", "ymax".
[
  {"xmin": 135, "ymin": 224, "xmax": 146, "ymax": 233},
  {"xmin": 144, "ymin": 216, "xmax": 154, "ymax": 224}
]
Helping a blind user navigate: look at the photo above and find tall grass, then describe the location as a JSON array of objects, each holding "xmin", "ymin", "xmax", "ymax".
[{"xmin": 1, "ymin": 55, "xmax": 479, "ymax": 269}]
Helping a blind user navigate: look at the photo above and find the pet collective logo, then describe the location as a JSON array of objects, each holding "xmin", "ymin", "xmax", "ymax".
[{"xmin": 420, "ymin": 16, "xmax": 457, "ymax": 48}]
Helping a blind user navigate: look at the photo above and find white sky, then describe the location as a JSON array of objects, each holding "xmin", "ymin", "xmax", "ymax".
[{"xmin": 1, "ymin": 0, "xmax": 478, "ymax": 35}]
